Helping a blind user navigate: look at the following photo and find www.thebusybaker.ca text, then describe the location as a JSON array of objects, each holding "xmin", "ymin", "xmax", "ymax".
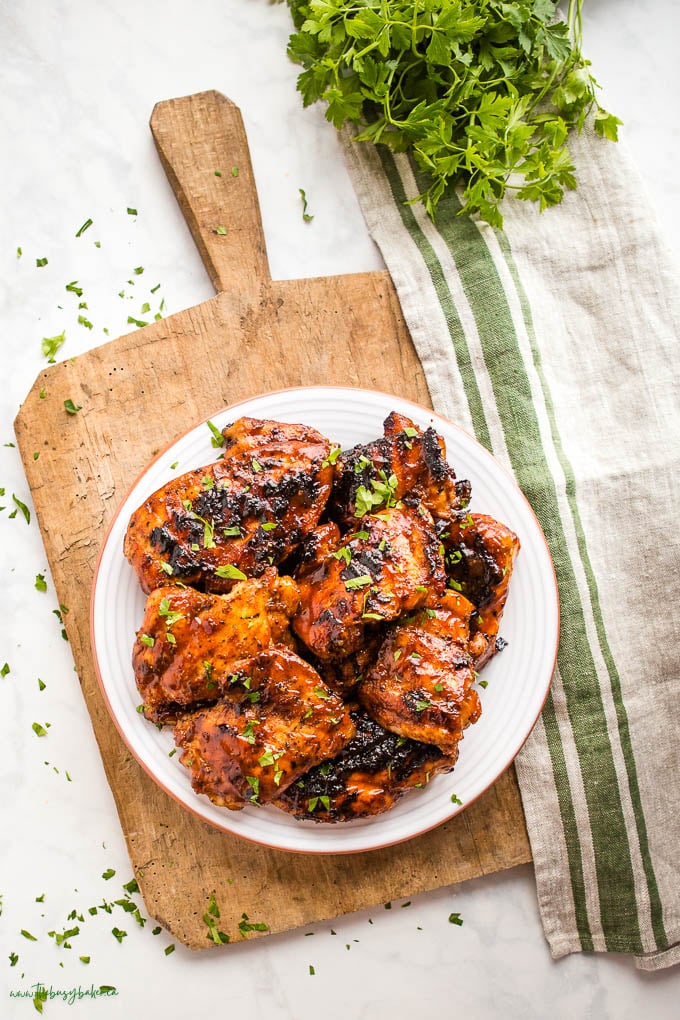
[{"xmin": 9, "ymin": 983, "xmax": 118, "ymax": 1006}]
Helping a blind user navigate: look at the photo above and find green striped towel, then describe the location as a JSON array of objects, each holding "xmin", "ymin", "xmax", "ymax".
[{"xmin": 342, "ymin": 122, "xmax": 680, "ymax": 970}]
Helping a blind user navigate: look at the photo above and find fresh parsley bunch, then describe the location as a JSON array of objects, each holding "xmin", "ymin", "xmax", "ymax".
[{"xmin": 283, "ymin": 0, "xmax": 620, "ymax": 225}]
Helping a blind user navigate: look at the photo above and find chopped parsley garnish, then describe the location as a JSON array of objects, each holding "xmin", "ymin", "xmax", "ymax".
[
  {"xmin": 1, "ymin": 662, "xmax": 10, "ymax": 678},
  {"xmin": 214, "ymin": 564, "xmax": 247, "ymax": 581},
  {"xmin": 63, "ymin": 398, "xmax": 82, "ymax": 415},
  {"xmin": 231, "ymin": 166, "xmax": 239, "ymax": 177},
  {"xmin": 32, "ymin": 722, "xmax": 49, "ymax": 737},
  {"xmin": 450, "ymin": 793, "xmax": 463, "ymax": 805},
  {"xmin": 36, "ymin": 257, "xmax": 48, "ymax": 268},
  {"xmin": 42, "ymin": 330, "xmax": 66, "ymax": 363},
  {"xmin": 344, "ymin": 574, "xmax": 372, "ymax": 590},
  {"xmin": 127, "ymin": 207, "xmax": 138, "ymax": 216},
  {"xmin": 354, "ymin": 472, "xmax": 398, "ymax": 516},
  {"xmin": 157, "ymin": 598, "xmax": 183, "ymax": 627},
  {"xmin": 308, "ymin": 795, "xmax": 330, "ymax": 812},
  {"xmin": 299, "ymin": 188, "xmax": 314, "ymax": 222},
  {"xmin": 34, "ymin": 573, "xmax": 47, "ymax": 592},
  {"xmin": 448, "ymin": 912, "xmax": 464, "ymax": 926},
  {"xmin": 206, "ymin": 419, "xmax": 225, "ymax": 447},
  {"xmin": 243, "ymin": 719, "xmax": 261, "ymax": 744},
  {"xmin": 331, "ymin": 546, "xmax": 351, "ymax": 566},
  {"xmin": 322, "ymin": 445, "xmax": 341, "ymax": 467},
  {"xmin": 215, "ymin": 225, "xmax": 228, "ymax": 235}
]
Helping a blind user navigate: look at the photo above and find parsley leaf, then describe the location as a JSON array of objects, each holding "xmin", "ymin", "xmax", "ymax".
[{"xmin": 283, "ymin": 0, "xmax": 619, "ymax": 225}]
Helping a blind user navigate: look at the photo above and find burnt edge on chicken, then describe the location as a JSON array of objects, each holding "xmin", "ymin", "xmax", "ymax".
[{"xmin": 273, "ymin": 709, "xmax": 454, "ymax": 822}]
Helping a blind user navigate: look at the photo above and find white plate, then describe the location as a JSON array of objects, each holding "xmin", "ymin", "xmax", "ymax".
[{"xmin": 91, "ymin": 386, "xmax": 558, "ymax": 854}]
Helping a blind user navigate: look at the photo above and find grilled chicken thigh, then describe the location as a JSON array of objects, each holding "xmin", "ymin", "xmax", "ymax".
[
  {"xmin": 358, "ymin": 592, "xmax": 481, "ymax": 756},
  {"xmin": 331, "ymin": 411, "xmax": 471, "ymax": 525},
  {"xmin": 273, "ymin": 709, "xmax": 453, "ymax": 822},
  {"xmin": 439, "ymin": 512, "xmax": 520, "ymax": 667},
  {"xmin": 124, "ymin": 417, "xmax": 334, "ymax": 594},
  {"xmin": 173, "ymin": 648, "xmax": 355, "ymax": 809},
  {"xmin": 292, "ymin": 505, "xmax": 446, "ymax": 661},
  {"xmin": 132, "ymin": 570, "xmax": 300, "ymax": 723}
]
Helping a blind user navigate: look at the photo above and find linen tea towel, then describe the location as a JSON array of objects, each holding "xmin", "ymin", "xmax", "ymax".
[{"xmin": 342, "ymin": 122, "xmax": 680, "ymax": 970}]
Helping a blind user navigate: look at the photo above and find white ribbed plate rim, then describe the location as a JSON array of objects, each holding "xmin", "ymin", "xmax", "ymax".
[{"xmin": 91, "ymin": 385, "xmax": 558, "ymax": 854}]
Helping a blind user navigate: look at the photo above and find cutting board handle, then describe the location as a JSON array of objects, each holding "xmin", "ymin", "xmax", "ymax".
[{"xmin": 150, "ymin": 90, "xmax": 271, "ymax": 293}]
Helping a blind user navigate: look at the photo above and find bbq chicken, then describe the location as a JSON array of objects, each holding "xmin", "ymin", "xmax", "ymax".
[
  {"xmin": 125, "ymin": 412, "xmax": 520, "ymax": 824},
  {"xmin": 173, "ymin": 648, "xmax": 355, "ymax": 809},
  {"xmin": 124, "ymin": 417, "xmax": 334, "ymax": 594},
  {"xmin": 132, "ymin": 569, "xmax": 300, "ymax": 723},
  {"xmin": 292, "ymin": 505, "xmax": 446, "ymax": 662},
  {"xmin": 273, "ymin": 709, "xmax": 453, "ymax": 822},
  {"xmin": 357, "ymin": 591, "xmax": 481, "ymax": 757},
  {"xmin": 330, "ymin": 410, "xmax": 471, "ymax": 525},
  {"xmin": 438, "ymin": 511, "xmax": 520, "ymax": 668}
]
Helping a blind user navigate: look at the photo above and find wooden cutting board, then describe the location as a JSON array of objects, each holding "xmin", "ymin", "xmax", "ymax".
[{"xmin": 14, "ymin": 90, "xmax": 530, "ymax": 951}]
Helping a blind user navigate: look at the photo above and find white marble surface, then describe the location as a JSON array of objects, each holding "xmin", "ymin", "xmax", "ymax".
[{"xmin": 1, "ymin": 0, "xmax": 679, "ymax": 1016}]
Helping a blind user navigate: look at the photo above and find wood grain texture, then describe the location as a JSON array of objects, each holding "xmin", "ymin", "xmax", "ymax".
[{"xmin": 14, "ymin": 90, "xmax": 530, "ymax": 951}]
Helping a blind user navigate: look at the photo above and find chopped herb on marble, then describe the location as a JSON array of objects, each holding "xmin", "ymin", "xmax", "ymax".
[
  {"xmin": 34, "ymin": 573, "xmax": 47, "ymax": 592},
  {"xmin": 299, "ymin": 188, "xmax": 314, "ymax": 222},
  {"xmin": 42, "ymin": 330, "xmax": 66, "ymax": 363},
  {"xmin": 75, "ymin": 218, "xmax": 93, "ymax": 238},
  {"xmin": 448, "ymin": 912, "xmax": 464, "ymax": 926}
]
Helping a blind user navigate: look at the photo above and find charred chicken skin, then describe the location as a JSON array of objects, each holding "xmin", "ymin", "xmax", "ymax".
[
  {"xmin": 357, "ymin": 592, "xmax": 481, "ymax": 757},
  {"xmin": 292, "ymin": 505, "xmax": 446, "ymax": 661},
  {"xmin": 439, "ymin": 512, "xmax": 520, "ymax": 667},
  {"xmin": 173, "ymin": 648, "xmax": 355, "ymax": 810},
  {"xmin": 124, "ymin": 417, "xmax": 334, "ymax": 595},
  {"xmin": 273, "ymin": 708, "xmax": 453, "ymax": 822},
  {"xmin": 132, "ymin": 570, "xmax": 300, "ymax": 723},
  {"xmin": 331, "ymin": 411, "xmax": 471, "ymax": 525}
]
